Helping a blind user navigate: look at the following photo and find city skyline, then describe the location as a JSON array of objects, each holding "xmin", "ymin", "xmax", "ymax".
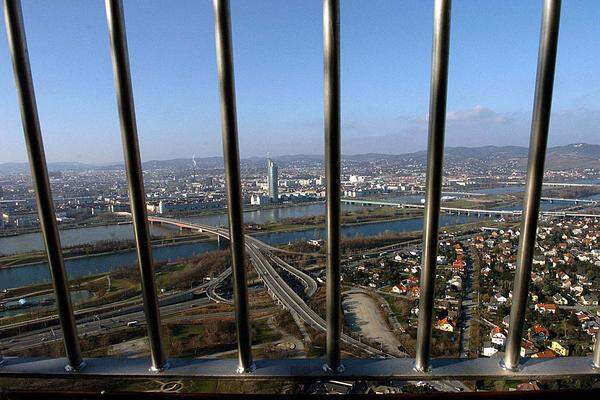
[
  {"xmin": 0, "ymin": 1, "xmax": 599, "ymax": 163},
  {"xmin": 2, "ymin": 130, "xmax": 599, "ymax": 381},
  {"xmin": 1, "ymin": 141, "xmax": 599, "ymax": 168}
]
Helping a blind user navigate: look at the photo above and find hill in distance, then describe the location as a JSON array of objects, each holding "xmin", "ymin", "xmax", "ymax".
[{"xmin": 1, "ymin": 143, "xmax": 598, "ymax": 173}]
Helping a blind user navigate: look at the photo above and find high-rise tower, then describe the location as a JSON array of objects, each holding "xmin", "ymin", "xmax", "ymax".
[{"xmin": 267, "ymin": 158, "xmax": 278, "ymax": 202}]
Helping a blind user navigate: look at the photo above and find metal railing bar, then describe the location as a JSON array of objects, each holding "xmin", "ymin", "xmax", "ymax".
[
  {"xmin": 323, "ymin": 0, "xmax": 342, "ymax": 373},
  {"xmin": 212, "ymin": 0, "xmax": 254, "ymax": 373},
  {"xmin": 592, "ymin": 330, "xmax": 600, "ymax": 369},
  {"xmin": 104, "ymin": 0, "xmax": 168, "ymax": 372},
  {"xmin": 0, "ymin": 357, "xmax": 597, "ymax": 380},
  {"xmin": 594, "ymin": 331, "xmax": 600, "ymax": 369},
  {"xmin": 415, "ymin": 0, "xmax": 452, "ymax": 373},
  {"xmin": 2, "ymin": 0, "xmax": 84, "ymax": 372},
  {"xmin": 503, "ymin": 0, "xmax": 561, "ymax": 372}
]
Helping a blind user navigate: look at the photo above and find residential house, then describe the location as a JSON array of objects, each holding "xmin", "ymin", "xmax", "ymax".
[
  {"xmin": 574, "ymin": 310, "xmax": 590, "ymax": 325},
  {"xmin": 552, "ymin": 293, "xmax": 568, "ymax": 306},
  {"xmin": 534, "ymin": 303, "xmax": 557, "ymax": 314},
  {"xmin": 482, "ymin": 345, "xmax": 498, "ymax": 357},
  {"xmin": 448, "ymin": 275, "xmax": 463, "ymax": 291},
  {"xmin": 490, "ymin": 326, "xmax": 507, "ymax": 346},
  {"xmin": 391, "ymin": 284, "xmax": 407, "ymax": 294},
  {"xmin": 570, "ymin": 285, "xmax": 584, "ymax": 296},
  {"xmin": 531, "ymin": 349, "xmax": 557, "ymax": 358},
  {"xmin": 409, "ymin": 286, "xmax": 420, "ymax": 299},
  {"xmin": 452, "ymin": 258, "xmax": 466, "ymax": 273},
  {"xmin": 494, "ymin": 293, "xmax": 508, "ymax": 304},
  {"xmin": 520, "ymin": 340, "xmax": 538, "ymax": 357},
  {"xmin": 436, "ymin": 317, "xmax": 455, "ymax": 332},
  {"xmin": 530, "ymin": 325, "xmax": 549, "ymax": 342},
  {"xmin": 550, "ymin": 341, "xmax": 569, "ymax": 356},
  {"xmin": 580, "ymin": 294, "xmax": 599, "ymax": 306}
]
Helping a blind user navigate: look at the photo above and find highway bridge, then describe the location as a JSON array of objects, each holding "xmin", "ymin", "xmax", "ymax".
[
  {"xmin": 540, "ymin": 197, "xmax": 598, "ymax": 204},
  {"xmin": 502, "ymin": 181, "xmax": 600, "ymax": 189},
  {"xmin": 148, "ymin": 216, "xmax": 321, "ymax": 257},
  {"xmin": 1, "ymin": 216, "xmax": 391, "ymax": 358},
  {"xmin": 0, "ymin": 219, "xmax": 317, "ymax": 336},
  {"xmin": 409, "ymin": 190, "xmax": 485, "ymax": 197},
  {"xmin": 148, "ymin": 217, "xmax": 397, "ymax": 357},
  {"xmin": 340, "ymin": 198, "xmax": 599, "ymax": 218}
]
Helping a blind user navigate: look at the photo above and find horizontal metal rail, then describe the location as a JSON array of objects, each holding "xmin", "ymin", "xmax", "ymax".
[
  {"xmin": 0, "ymin": 357, "xmax": 597, "ymax": 380},
  {"xmin": 5, "ymin": 389, "xmax": 600, "ymax": 400}
]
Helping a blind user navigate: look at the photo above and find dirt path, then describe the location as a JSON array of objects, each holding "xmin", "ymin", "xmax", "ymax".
[{"xmin": 342, "ymin": 291, "xmax": 404, "ymax": 356}]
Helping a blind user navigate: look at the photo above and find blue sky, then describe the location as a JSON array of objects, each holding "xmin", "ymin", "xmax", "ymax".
[{"xmin": 1, "ymin": 0, "xmax": 599, "ymax": 163}]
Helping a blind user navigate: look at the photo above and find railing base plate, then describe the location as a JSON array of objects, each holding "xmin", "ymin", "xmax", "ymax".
[{"xmin": 0, "ymin": 357, "xmax": 596, "ymax": 381}]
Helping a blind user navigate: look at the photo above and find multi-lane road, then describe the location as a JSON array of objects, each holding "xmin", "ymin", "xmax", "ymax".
[
  {"xmin": 1, "ymin": 216, "xmax": 390, "ymax": 358},
  {"xmin": 2, "ymin": 297, "xmax": 212, "ymax": 353},
  {"xmin": 1, "ymin": 216, "xmax": 474, "ymax": 391},
  {"xmin": 151, "ymin": 217, "xmax": 395, "ymax": 358}
]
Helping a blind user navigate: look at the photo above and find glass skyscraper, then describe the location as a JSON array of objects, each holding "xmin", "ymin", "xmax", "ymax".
[{"xmin": 267, "ymin": 158, "xmax": 278, "ymax": 202}]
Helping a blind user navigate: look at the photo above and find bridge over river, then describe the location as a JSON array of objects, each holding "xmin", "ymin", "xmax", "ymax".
[
  {"xmin": 341, "ymin": 198, "xmax": 599, "ymax": 218},
  {"xmin": 148, "ymin": 216, "xmax": 400, "ymax": 358}
]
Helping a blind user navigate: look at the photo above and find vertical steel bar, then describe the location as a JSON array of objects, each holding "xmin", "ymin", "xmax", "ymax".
[
  {"xmin": 212, "ymin": 0, "xmax": 254, "ymax": 373},
  {"xmin": 104, "ymin": 0, "xmax": 168, "ymax": 372},
  {"xmin": 593, "ymin": 330, "xmax": 600, "ymax": 369},
  {"xmin": 323, "ymin": 0, "xmax": 342, "ymax": 373},
  {"xmin": 3, "ymin": 0, "xmax": 84, "ymax": 371},
  {"xmin": 503, "ymin": 0, "xmax": 561, "ymax": 371},
  {"xmin": 415, "ymin": 0, "xmax": 451, "ymax": 373},
  {"xmin": 2, "ymin": 0, "xmax": 84, "ymax": 371}
]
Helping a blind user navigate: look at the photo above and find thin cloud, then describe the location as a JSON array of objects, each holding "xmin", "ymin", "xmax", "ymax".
[
  {"xmin": 446, "ymin": 105, "xmax": 509, "ymax": 124},
  {"xmin": 340, "ymin": 106, "xmax": 600, "ymax": 155}
]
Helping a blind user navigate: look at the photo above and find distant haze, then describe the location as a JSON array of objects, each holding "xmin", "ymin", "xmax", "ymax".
[
  {"xmin": 1, "ymin": 143, "xmax": 599, "ymax": 173},
  {"xmin": 2, "ymin": 106, "xmax": 600, "ymax": 163}
]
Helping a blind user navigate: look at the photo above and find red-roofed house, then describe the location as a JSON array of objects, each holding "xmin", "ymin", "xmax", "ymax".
[
  {"xmin": 534, "ymin": 303, "xmax": 557, "ymax": 314},
  {"xmin": 436, "ymin": 317, "xmax": 455, "ymax": 332}
]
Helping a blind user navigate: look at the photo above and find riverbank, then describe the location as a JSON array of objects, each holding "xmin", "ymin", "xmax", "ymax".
[
  {"xmin": 2, "ymin": 189, "xmax": 582, "ymax": 289},
  {"xmin": 0, "ymin": 205, "xmax": 420, "ymax": 268},
  {"xmin": 0, "ymin": 201, "xmax": 326, "ymax": 239},
  {"xmin": 1, "ymin": 211, "xmax": 418, "ymax": 270},
  {"xmin": 0, "ymin": 191, "xmax": 552, "ymax": 272},
  {"xmin": 248, "ymin": 207, "xmax": 425, "ymax": 234},
  {"xmin": 0, "ymin": 233, "xmax": 217, "ymax": 270},
  {"xmin": 0, "ymin": 214, "xmax": 131, "ymax": 238},
  {"xmin": 166, "ymin": 199, "xmax": 326, "ymax": 218},
  {"xmin": 0, "ymin": 191, "xmax": 536, "ymax": 255}
]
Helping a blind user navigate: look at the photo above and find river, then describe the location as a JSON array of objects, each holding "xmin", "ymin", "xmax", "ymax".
[
  {"xmin": 0, "ymin": 186, "xmax": 598, "ymax": 290},
  {"xmin": 0, "ymin": 185, "xmax": 554, "ymax": 255},
  {"xmin": 0, "ymin": 213, "xmax": 478, "ymax": 290}
]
